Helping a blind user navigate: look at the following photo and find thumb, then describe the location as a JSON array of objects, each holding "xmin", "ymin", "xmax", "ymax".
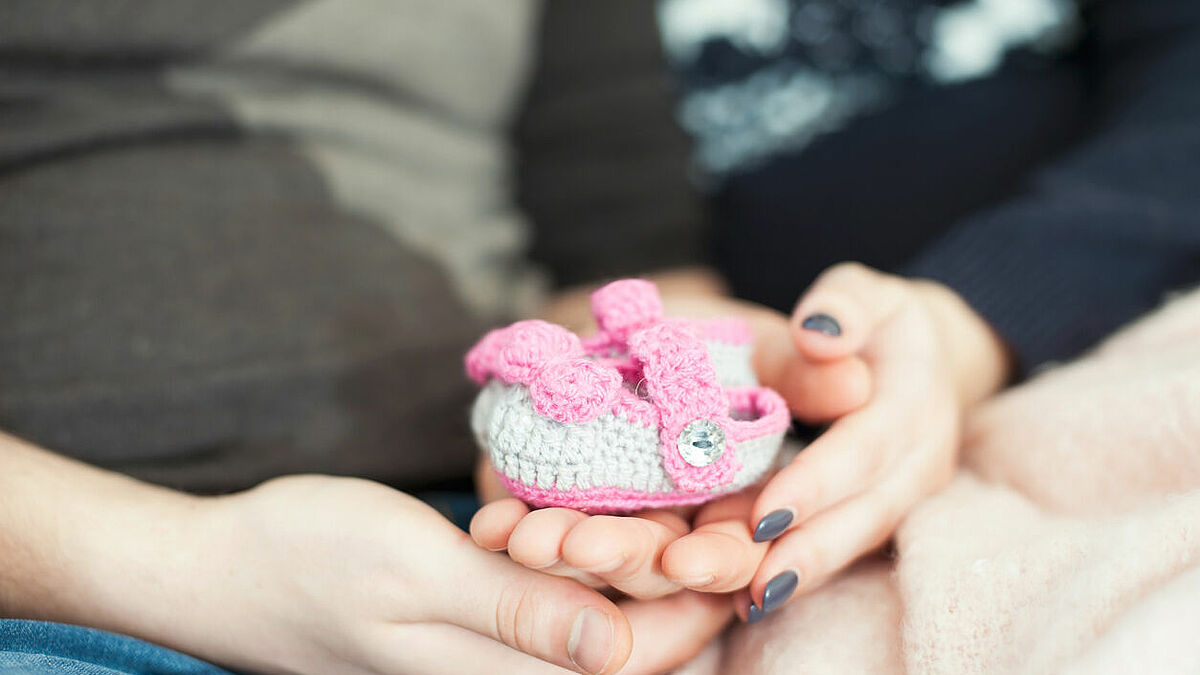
[
  {"xmin": 790, "ymin": 262, "xmax": 906, "ymax": 362},
  {"xmin": 619, "ymin": 591, "xmax": 732, "ymax": 674},
  {"xmin": 435, "ymin": 542, "xmax": 633, "ymax": 675}
]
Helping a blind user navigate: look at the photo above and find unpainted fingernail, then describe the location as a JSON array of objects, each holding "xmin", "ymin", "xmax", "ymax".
[
  {"xmin": 568, "ymin": 607, "xmax": 614, "ymax": 675},
  {"xmin": 672, "ymin": 573, "xmax": 716, "ymax": 587},
  {"xmin": 753, "ymin": 509, "xmax": 794, "ymax": 543},
  {"xmin": 801, "ymin": 313, "xmax": 842, "ymax": 337},
  {"xmin": 762, "ymin": 570, "xmax": 800, "ymax": 612},
  {"xmin": 746, "ymin": 603, "xmax": 765, "ymax": 624},
  {"xmin": 581, "ymin": 556, "xmax": 626, "ymax": 574}
]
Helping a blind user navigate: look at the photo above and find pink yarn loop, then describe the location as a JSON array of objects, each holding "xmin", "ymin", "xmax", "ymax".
[
  {"xmin": 530, "ymin": 358, "xmax": 621, "ymax": 424},
  {"xmin": 590, "ymin": 279, "xmax": 664, "ymax": 342},
  {"xmin": 464, "ymin": 328, "xmax": 507, "ymax": 385},
  {"xmin": 496, "ymin": 320, "xmax": 584, "ymax": 384}
]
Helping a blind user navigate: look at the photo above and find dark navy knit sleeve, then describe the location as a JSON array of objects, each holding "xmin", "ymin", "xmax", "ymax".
[
  {"xmin": 903, "ymin": 0, "xmax": 1200, "ymax": 373},
  {"xmin": 515, "ymin": 0, "xmax": 708, "ymax": 288}
]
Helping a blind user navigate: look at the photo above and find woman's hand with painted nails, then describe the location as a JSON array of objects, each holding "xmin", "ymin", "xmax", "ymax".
[
  {"xmin": 740, "ymin": 262, "xmax": 1013, "ymax": 621},
  {"xmin": 468, "ymin": 274, "xmax": 1003, "ymax": 629}
]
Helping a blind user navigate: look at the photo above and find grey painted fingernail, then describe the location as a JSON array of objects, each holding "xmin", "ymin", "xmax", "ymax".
[
  {"xmin": 753, "ymin": 509, "xmax": 794, "ymax": 543},
  {"xmin": 747, "ymin": 603, "xmax": 765, "ymax": 624},
  {"xmin": 801, "ymin": 313, "xmax": 842, "ymax": 337},
  {"xmin": 762, "ymin": 570, "xmax": 800, "ymax": 612}
]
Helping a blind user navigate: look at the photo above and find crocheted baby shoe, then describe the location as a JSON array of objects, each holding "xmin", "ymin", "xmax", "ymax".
[{"xmin": 465, "ymin": 279, "xmax": 790, "ymax": 514}]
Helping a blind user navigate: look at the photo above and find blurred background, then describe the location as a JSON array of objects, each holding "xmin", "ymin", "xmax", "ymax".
[{"xmin": 1, "ymin": 0, "xmax": 1196, "ymax": 500}]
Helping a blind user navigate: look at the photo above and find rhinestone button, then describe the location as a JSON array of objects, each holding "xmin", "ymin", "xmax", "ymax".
[{"xmin": 677, "ymin": 419, "xmax": 726, "ymax": 467}]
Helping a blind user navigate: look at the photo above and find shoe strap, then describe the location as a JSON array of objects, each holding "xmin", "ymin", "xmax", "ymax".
[{"xmin": 629, "ymin": 322, "xmax": 742, "ymax": 492}]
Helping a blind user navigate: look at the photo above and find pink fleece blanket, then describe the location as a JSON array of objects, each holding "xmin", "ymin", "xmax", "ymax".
[{"xmin": 681, "ymin": 288, "xmax": 1200, "ymax": 674}]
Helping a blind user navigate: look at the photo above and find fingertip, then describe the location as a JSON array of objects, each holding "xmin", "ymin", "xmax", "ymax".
[
  {"xmin": 751, "ymin": 507, "xmax": 795, "ymax": 543},
  {"xmin": 791, "ymin": 321, "xmax": 862, "ymax": 364},
  {"xmin": 508, "ymin": 507, "xmax": 586, "ymax": 569},
  {"xmin": 790, "ymin": 290, "xmax": 867, "ymax": 361},
  {"xmin": 797, "ymin": 312, "xmax": 843, "ymax": 338},
  {"xmin": 469, "ymin": 498, "xmax": 529, "ymax": 551},
  {"xmin": 561, "ymin": 516, "xmax": 630, "ymax": 573},
  {"xmin": 660, "ymin": 536, "xmax": 717, "ymax": 589},
  {"xmin": 751, "ymin": 481, "xmax": 804, "ymax": 539},
  {"xmin": 760, "ymin": 569, "xmax": 800, "ymax": 613},
  {"xmin": 663, "ymin": 523, "xmax": 763, "ymax": 593},
  {"xmin": 570, "ymin": 603, "xmax": 633, "ymax": 675},
  {"xmin": 559, "ymin": 585, "xmax": 634, "ymax": 675},
  {"xmin": 745, "ymin": 562, "xmax": 804, "ymax": 619},
  {"xmin": 775, "ymin": 356, "xmax": 873, "ymax": 424},
  {"xmin": 790, "ymin": 261, "xmax": 895, "ymax": 362},
  {"xmin": 603, "ymin": 608, "xmax": 635, "ymax": 675}
]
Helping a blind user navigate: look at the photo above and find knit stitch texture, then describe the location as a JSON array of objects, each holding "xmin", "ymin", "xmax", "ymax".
[{"xmin": 465, "ymin": 279, "xmax": 789, "ymax": 513}]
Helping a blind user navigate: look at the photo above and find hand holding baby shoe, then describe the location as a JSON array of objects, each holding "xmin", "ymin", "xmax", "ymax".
[
  {"xmin": 465, "ymin": 268, "xmax": 1010, "ymax": 627},
  {"xmin": 468, "ymin": 279, "xmax": 817, "ymax": 602},
  {"xmin": 465, "ymin": 280, "xmax": 791, "ymax": 515},
  {"xmin": 739, "ymin": 262, "xmax": 1013, "ymax": 621}
]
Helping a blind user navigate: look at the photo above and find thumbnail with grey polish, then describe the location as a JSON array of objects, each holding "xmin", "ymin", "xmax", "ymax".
[{"xmin": 801, "ymin": 313, "xmax": 842, "ymax": 337}]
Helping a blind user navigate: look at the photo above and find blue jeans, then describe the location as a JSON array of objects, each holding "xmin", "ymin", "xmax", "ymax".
[{"xmin": 0, "ymin": 620, "xmax": 235, "ymax": 674}]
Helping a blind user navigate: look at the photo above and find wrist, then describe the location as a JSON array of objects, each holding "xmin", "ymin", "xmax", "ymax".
[
  {"xmin": 79, "ymin": 484, "xmax": 298, "ymax": 674},
  {"xmin": 910, "ymin": 279, "xmax": 1013, "ymax": 407},
  {"xmin": 0, "ymin": 433, "xmax": 228, "ymax": 646},
  {"xmin": 58, "ymin": 480, "xmax": 230, "ymax": 656},
  {"xmin": 72, "ymin": 490, "xmax": 229, "ymax": 647}
]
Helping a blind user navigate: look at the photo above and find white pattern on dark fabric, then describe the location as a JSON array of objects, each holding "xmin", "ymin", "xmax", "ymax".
[{"xmin": 657, "ymin": 0, "xmax": 1079, "ymax": 177}]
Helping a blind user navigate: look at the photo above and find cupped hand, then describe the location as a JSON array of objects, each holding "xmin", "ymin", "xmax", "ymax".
[
  {"xmin": 175, "ymin": 475, "xmax": 731, "ymax": 675},
  {"xmin": 467, "ymin": 287, "xmax": 878, "ymax": 611},
  {"xmin": 470, "ymin": 489, "xmax": 770, "ymax": 602},
  {"xmin": 738, "ymin": 262, "xmax": 1012, "ymax": 621},
  {"xmin": 467, "ymin": 268, "xmax": 1008, "ymax": 626}
]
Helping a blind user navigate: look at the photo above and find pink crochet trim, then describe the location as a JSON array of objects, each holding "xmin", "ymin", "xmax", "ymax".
[
  {"xmin": 583, "ymin": 279, "xmax": 752, "ymax": 352},
  {"xmin": 726, "ymin": 386, "xmax": 791, "ymax": 440},
  {"xmin": 600, "ymin": 385, "xmax": 790, "ymax": 437},
  {"xmin": 465, "ymin": 278, "xmax": 790, "ymax": 499},
  {"xmin": 464, "ymin": 328, "xmax": 506, "ymax": 385},
  {"xmin": 496, "ymin": 473, "xmax": 734, "ymax": 513},
  {"xmin": 465, "ymin": 320, "xmax": 620, "ymax": 424},
  {"xmin": 629, "ymin": 322, "xmax": 741, "ymax": 492}
]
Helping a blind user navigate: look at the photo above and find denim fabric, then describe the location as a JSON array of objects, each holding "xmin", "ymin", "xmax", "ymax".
[
  {"xmin": 417, "ymin": 490, "xmax": 482, "ymax": 532},
  {"xmin": 0, "ymin": 620, "xmax": 235, "ymax": 675}
]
